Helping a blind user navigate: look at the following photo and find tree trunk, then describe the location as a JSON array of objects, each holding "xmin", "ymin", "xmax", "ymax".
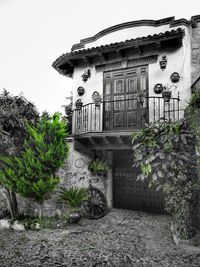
[
  {"xmin": 5, "ymin": 188, "xmax": 19, "ymax": 219},
  {"xmin": 38, "ymin": 203, "xmax": 43, "ymax": 219}
]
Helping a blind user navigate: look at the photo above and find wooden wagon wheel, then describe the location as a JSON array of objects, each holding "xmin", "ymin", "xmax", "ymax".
[{"xmin": 83, "ymin": 187, "xmax": 107, "ymax": 219}]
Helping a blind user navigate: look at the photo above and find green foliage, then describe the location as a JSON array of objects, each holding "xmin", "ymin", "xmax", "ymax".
[
  {"xmin": 10, "ymin": 214, "xmax": 69, "ymax": 230},
  {"xmin": 185, "ymin": 92, "xmax": 200, "ymax": 171},
  {"xmin": 163, "ymin": 173, "xmax": 195, "ymax": 239},
  {"xmin": 132, "ymin": 119, "xmax": 198, "ymax": 238},
  {"xmin": 0, "ymin": 90, "xmax": 39, "ymax": 218},
  {"xmin": 58, "ymin": 187, "xmax": 88, "ymax": 210},
  {"xmin": 0, "ymin": 113, "xmax": 69, "ymax": 204},
  {"xmin": 187, "ymin": 90, "xmax": 200, "ymax": 109},
  {"xmin": 88, "ymin": 159, "xmax": 110, "ymax": 173},
  {"xmin": 0, "ymin": 89, "xmax": 39, "ymax": 155}
]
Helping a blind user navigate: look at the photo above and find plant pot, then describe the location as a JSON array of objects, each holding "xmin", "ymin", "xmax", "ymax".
[
  {"xmin": 69, "ymin": 211, "xmax": 82, "ymax": 224},
  {"xmin": 75, "ymin": 99, "xmax": 83, "ymax": 110},
  {"xmin": 81, "ymin": 70, "xmax": 90, "ymax": 82},
  {"xmin": 77, "ymin": 86, "xmax": 85, "ymax": 96},
  {"xmin": 162, "ymin": 90, "xmax": 172, "ymax": 102},
  {"xmin": 92, "ymin": 92, "xmax": 102, "ymax": 108},
  {"xmin": 154, "ymin": 83, "xmax": 163, "ymax": 94},
  {"xmin": 170, "ymin": 72, "xmax": 180, "ymax": 83},
  {"xmin": 159, "ymin": 55, "xmax": 167, "ymax": 70},
  {"xmin": 94, "ymin": 98, "xmax": 101, "ymax": 108}
]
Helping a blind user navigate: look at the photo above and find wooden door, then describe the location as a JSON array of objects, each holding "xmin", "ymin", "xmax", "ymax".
[
  {"xmin": 103, "ymin": 66, "xmax": 148, "ymax": 131},
  {"xmin": 113, "ymin": 151, "xmax": 165, "ymax": 213}
]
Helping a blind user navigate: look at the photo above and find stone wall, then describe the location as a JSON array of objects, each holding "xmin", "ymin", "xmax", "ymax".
[
  {"xmin": 191, "ymin": 20, "xmax": 200, "ymax": 84},
  {"xmin": 18, "ymin": 138, "xmax": 110, "ymax": 217},
  {"xmin": 0, "ymin": 188, "xmax": 8, "ymax": 210}
]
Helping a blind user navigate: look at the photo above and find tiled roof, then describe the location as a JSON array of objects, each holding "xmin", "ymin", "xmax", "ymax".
[{"xmin": 52, "ymin": 28, "xmax": 184, "ymax": 76}]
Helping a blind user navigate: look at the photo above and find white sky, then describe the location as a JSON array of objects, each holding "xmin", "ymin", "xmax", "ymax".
[{"xmin": 0, "ymin": 0, "xmax": 200, "ymax": 114}]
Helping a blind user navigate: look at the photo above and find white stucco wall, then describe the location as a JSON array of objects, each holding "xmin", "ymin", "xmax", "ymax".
[
  {"xmin": 73, "ymin": 66, "xmax": 103, "ymax": 107},
  {"xmin": 72, "ymin": 23, "xmax": 191, "ymax": 129}
]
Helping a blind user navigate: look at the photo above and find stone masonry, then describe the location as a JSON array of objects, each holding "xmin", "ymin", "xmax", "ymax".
[
  {"xmin": 191, "ymin": 16, "xmax": 200, "ymax": 84},
  {"xmin": 18, "ymin": 138, "xmax": 110, "ymax": 217}
]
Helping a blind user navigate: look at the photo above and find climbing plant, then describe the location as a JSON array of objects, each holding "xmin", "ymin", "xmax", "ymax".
[
  {"xmin": 132, "ymin": 119, "xmax": 198, "ymax": 238},
  {"xmin": 184, "ymin": 91, "xmax": 200, "ymax": 236}
]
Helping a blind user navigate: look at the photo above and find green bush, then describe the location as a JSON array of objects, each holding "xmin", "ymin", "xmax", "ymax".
[
  {"xmin": 0, "ymin": 90, "xmax": 39, "ymax": 219},
  {"xmin": 88, "ymin": 159, "xmax": 110, "ymax": 173},
  {"xmin": 0, "ymin": 113, "xmax": 69, "ymax": 216}
]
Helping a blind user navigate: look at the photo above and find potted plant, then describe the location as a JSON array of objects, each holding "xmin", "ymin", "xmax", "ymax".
[
  {"xmin": 154, "ymin": 83, "xmax": 163, "ymax": 94},
  {"xmin": 88, "ymin": 159, "xmax": 110, "ymax": 174},
  {"xmin": 75, "ymin": 99, "xmax": 83, "ymax": 110},
  {"xmin": 92, "ymin": 92, "xmax": 102, "ymax": 108},
  {"xmin": 170, "ymin": 72, "xmax": 180, "ymax": 83},
  {"xmin": 81, "ymin": 69, "xmax": 90, "ymax": 82},
  {"xmin": 77, "ymin": 86, "xmax": 85, "ymax": 96},
  {"xmin": 58, "ymin": 187, "xmax": 88, "ymax": 224},
  {"xmin": 162, "ymin": 86, "xmax": 172, "ymax": 102}
]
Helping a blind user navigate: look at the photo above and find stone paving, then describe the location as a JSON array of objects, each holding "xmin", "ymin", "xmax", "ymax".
[{"xmin": 0, "ymin": 209, "xmax": 200, "ymax": 266}]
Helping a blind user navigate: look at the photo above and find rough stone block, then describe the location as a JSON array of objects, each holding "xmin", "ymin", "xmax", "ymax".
[
  {"xmin": 0, "ymin": 219, "xmax": 11, "ymax": 229},
  {"xmin": 12, "ymin": 221, "xmax": 25, "ymax": 231}
]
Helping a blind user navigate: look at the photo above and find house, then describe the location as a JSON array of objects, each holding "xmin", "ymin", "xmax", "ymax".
[{"xmin": 53, "ymin": 15, "xmax": 200, "ymax": 214}]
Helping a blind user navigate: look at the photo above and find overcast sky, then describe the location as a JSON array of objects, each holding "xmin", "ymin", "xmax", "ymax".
[{"xmin": 0, "ymin": 0, "xmax": 199, "ymax": 114}]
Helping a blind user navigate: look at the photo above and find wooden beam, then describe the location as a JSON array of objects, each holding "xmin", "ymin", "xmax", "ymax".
[
  {"xmin": 82, "ymin": 56, "xmax": 91, "ymax": 66},
  {"xmin": 116, "ymin": 49, "xmax": 124, "ymax": 58},
  {"xmin": 117, "ymin": 136, "xmax": 124, "ymax": 145},
  {"xmin": 89, "ymin": 137, "xmax": 96, "ymax": 146},
  {"xmin": 135, "ymin": 45, "xmax": 142, "ymax": 55},
  {"xmin": 102, "ymin": 136, "xmax": 110, "ymax": 145},
  {"xmin": 155, "ymin": 41, "xmax": 161, "ymax": 49},
  {"xmin": 68, "ymin": 59, "xmax": 76, "ymax": 67},
  {"xmin": 98, "ymin": 52, "xmax": 107, "ymax": 63}
]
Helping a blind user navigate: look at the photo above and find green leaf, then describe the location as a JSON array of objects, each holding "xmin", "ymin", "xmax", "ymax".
[{"xmin": 152, "ymin": 173, "xmax": 157, "ymax": 181}]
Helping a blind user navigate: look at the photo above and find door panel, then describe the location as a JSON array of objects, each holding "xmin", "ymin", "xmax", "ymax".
[
  {"xmin": 113, "ymin": 151, "xmax": 165, "ymax": 213},
  {"xmin": 103, "ymin": 66, "xmax": 148, "ymax": 131}
]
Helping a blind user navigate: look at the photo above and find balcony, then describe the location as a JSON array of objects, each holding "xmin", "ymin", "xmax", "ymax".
[{"xmin": 73, "ymin": 96, "xmax": 180, "ymax": 136}]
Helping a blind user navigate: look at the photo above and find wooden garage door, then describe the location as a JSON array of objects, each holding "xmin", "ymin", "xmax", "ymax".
[{"xmin": 113, "ymin": 151, "xmax": 165, "ymax": 213}]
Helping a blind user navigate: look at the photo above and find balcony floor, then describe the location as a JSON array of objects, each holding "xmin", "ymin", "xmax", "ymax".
[{"xmin": 73, "ymin": 131, "xmax": 134, "ymax": 151}]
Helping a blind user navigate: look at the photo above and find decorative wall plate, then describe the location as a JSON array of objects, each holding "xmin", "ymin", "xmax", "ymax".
[
  {"xmin": 64, "ymin": 162, "xmax": 71, "ymax": 170},
  {"xmin": 75, "ymin": 158, "xmax": 86, "ymax": 168},
  {"xmin": 154, "ymin": 83, "xmax": 163, "ymax": 94}
]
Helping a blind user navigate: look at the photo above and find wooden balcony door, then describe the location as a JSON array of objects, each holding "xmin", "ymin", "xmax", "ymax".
[{"xmin": 103, "ymin": 66, "xmax": 148, "ymax": 131}]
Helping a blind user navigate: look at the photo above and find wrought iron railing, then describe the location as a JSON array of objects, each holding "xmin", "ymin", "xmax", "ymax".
[{"xmin": 73, "ymin": 96, "xmax": 180, "ymax": 135}]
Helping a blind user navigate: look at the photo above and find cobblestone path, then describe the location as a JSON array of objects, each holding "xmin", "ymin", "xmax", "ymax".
[{"xmin": 0, "ymin": 209, "xmax": 200, "ymax": 266}]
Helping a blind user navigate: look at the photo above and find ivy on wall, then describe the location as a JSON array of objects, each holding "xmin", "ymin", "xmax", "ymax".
[{"xmin": 132, "ymin": 118, "xmax": 198, "ymax": 238}]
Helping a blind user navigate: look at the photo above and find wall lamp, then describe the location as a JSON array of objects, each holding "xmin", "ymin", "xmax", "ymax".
[
  {"xmin": 137, "ymin": 92, "xmax": 145, "ymax": 107},
  {"xmin": 159, "ymin": 55, "xmax": 167, "ymax": 70},
  {"xmin": 81, "ymin": 69, "xmax": 91, "ymax": 82}
]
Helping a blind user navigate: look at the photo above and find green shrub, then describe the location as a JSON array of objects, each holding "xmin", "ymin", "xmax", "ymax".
[
  {"xmin": 88, "ymin": 159, "xmax": 110, "ymax": 173},
  {"xmin": 0, "ymin": 113, "xmax": 69, "ymax": 217}
]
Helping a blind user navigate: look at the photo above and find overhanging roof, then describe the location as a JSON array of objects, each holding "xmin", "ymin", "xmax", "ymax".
[{"xmin": 52, "ymin": 28, "xmax": 185, "ymax": 77}]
